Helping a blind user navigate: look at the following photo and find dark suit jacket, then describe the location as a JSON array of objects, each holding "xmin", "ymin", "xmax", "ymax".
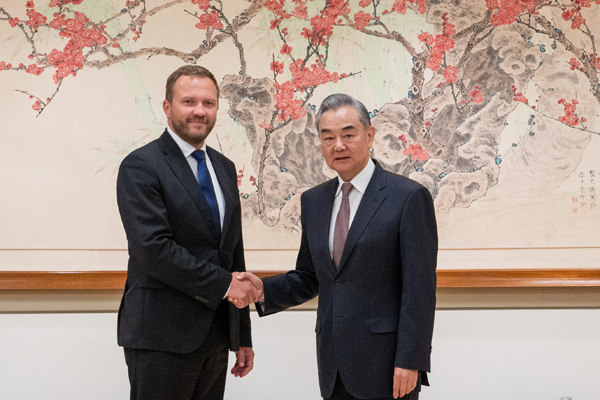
[
  {"xmin": 257, "ymin": 163, "xmax": 437, "ymax": 399},
  {"xmin": 116, "ymin": 130, "xmax": 251, "ymax": 354}
]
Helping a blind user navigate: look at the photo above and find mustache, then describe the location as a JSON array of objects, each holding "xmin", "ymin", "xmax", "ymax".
[{"xmin": 187, "ymin": 118, "xmax": 207, "ymax": 123}]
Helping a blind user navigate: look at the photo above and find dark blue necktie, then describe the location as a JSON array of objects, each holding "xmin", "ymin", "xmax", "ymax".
[{"xmin": 191, "ymin": 150, "xmax": 221, "ymax": 234}]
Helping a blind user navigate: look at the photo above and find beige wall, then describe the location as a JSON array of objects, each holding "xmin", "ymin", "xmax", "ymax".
[{"xmin": 1, "ymin": 309, "xmax": 598, "ymax": 400}]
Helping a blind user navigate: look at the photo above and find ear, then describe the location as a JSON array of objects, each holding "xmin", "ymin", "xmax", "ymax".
[
  {"xmin": 162, "ymin": 99, "xmax": 171, "ymax": 117},
  {"xmin": 366, "ymin": 125, "xmax": 375, "ymax": 147}
]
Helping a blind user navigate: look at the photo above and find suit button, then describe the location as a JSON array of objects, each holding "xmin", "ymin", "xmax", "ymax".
[{"xmin": 335, "ymin": 281, "xmax": 341, "ymax": 286}]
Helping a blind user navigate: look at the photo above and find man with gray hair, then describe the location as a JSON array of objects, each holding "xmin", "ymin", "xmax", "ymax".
[{"xmin": 235, "ymin": 93, "xmax": 438, "ymax": 399}]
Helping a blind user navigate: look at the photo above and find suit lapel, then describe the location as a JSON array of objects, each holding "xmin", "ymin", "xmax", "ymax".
[
  {"xmin": 159, "ymin": 131, "xmax": 220, "ymax": 243},
  {"xmin": 207, "ymin": 146, "xmax": 235, "ymax": 247},
  {"xmin": 337, "ymin": 165, "xmax": 387, "ymax": 272}
]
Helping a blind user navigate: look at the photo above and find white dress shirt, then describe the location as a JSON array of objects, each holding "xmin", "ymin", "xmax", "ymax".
[
  {"xmin": 167, "ymin": 127, "xmax": 225, "ymax": 229},
  {"xmin": 328, "ymin": 158, "xmax": 376, "ymax": 258}
]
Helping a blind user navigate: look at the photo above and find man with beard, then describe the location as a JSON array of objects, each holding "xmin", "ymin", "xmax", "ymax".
[{"xmin": 116, "ymin": 65, "xmax": 261, "ymax": 400}]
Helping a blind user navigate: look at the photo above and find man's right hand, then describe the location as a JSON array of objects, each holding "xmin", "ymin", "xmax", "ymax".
[{"xmin": 228, "ymin": 272, "xmax": 263, "ymax": 308}]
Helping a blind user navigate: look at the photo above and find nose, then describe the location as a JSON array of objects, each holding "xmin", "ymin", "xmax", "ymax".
[
  {"xmin": 192, "ymin": 103, "xmax": 207, "ymax": 117},
  {"xmin": 334, "ymin": 137, "xmax": 346, "ymax": 151}
]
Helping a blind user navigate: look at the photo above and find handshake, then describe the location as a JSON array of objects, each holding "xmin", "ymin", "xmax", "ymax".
[{"xmin": 227, "ymin": 272, "xmax": 263, "ymax": 309}]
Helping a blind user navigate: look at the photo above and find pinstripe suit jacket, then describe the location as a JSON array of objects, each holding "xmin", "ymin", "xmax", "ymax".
[{"xmin": 257, "ymin": 162, "xmax": 437, "ymax": 399}]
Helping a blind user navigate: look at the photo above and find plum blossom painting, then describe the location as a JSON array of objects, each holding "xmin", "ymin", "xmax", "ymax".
[{"xmin": 0, "ymin": 0, "xmax": 598, "ymax": 271}]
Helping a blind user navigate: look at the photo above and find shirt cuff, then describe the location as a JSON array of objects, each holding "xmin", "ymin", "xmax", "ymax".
[{"xmin": 223, "ymin": 282, "xmax": 231, "ymax": 299}]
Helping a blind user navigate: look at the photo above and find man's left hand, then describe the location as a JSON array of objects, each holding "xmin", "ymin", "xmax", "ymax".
[
  {"xmin": 230, "ymin": 347, "xmax": 255, "ymax": 378},
  {"xmin": 393, "ymin": 367, "xmax": 418, "ymax": 398}
]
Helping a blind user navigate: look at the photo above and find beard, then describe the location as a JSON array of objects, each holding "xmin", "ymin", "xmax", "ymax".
[{"xmin": 171, "ymin": 115, "xmax": 215, "ymax": 147}]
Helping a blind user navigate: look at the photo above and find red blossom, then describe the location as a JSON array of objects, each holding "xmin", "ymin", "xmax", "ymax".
[
  {"xmin": 513, "ymin": 92, "xmax": 528, "ymax": 103},
  {"xmin": 292, "ymin": 4, "xmax": 307, "ymax": 19},
  {"xmin": 0, "ymin": 61, "xmax": 6, "ymax": 71},
  {"xmin": 195, "ymin": 10, "xmax": 223, "ymax": 30},
  {"xmin": 263, "ymin": 0, "xmax": 292, "ymax": 21},
  {"xmin": 443, "ymin": 65, "xmax": 458, "ymax": 84},
  {"xmin": 562, "ymin": 9, "xmax": 574, "ymax": 21},
  {"xmin": 25, "ymin": 63, "xmax": 44, "ymax": 76},
  {"xmin": 470, "ymin": 88, "xmax": 483, "ymax": 103},
  {"xmin": 398, "ymin": 134, "xmax": 407, "ymax": 143},
  {"xmin": 557, "ymin": 98, "xmax": 582, "ymax": 126},
  {"xmin": 442, "ymin": 20, "xmax": 456, "ymax": 36},
  {"xmin": 353, "ymin": 11, "xmax": 373, "ymax": 30},
  {"xmin": 486, "ymin": 0, "xmax": 498, "ymax": 9},
  {"xmin": 425, "ymin": 14, "xmax": 455, "ymax": 71},
  {"xmin": 32, "ymin": 100, "xmax": 42, "ymax": 111},
  {"xmin": 403, "ymin": 143, "xmax": 429, "ymax": 162},
  {"xmin": 391, "ymin": 0, "xmax": 406, "ymax": 14},
  {"xmin": 418, "ymin": 32, "xmax": 434, "ymax": 46},
  {"xmin": 191, "ymin": 0, "xmax": 210, "ymax": 9},
  {"xmin": 280, "ymin": 1, "xmax": 349, "ymax": 47},
  {"xmin": 9, "ymin": 17, "xmax": 19, "ymax": 28},
  {"xmin": 259, "ymin": 121, "xmax": 272, "ymax": 130},
  {"xmin": 25, "ymin": 1, "xmax": 35, "ymax": 8},
  {"xmin": 280, "ymin": 44, "xmax": 292, "ymax": 54},
  {"xmin": 24, "ymin": 8, "xmax": 47, "ymax": 31},
  {"xmin": 390, "ymin": 0, "xmax": 426, "ymax": 15},
  {"xmin": 272, "ymin": 59, "xmax": 344, "ymax": 122},
  {"xmin": 572, "ymin": 14, "xmax": 585, "ymax": 29},
  {"xmin": 42, "ymin": 11, "xmax": 108, "ymax": 83},
  {"xmin": 270, "ymin": 19, "xmax": 281, "ymax": 30},
  {"xmin": 486, "ymin": 0, "xmax": 541, "ymax": 27},
  {"xmin": 589, "ymin": 54, "xmax": 600, "ymax": 68},
  {"xmin": 274, "ymin": 81, "xmax": 306, "ymax": 122},
  {"xmin": 270, "ymin": 61, "xmax": 284, "ymax": 74},
  {"xmin": 359, "ymin": 0, "xmax": 371, "ymax": 7},
  {"xmin": 425, "ymin": 120, "xmax": 431, "ymax": 127},
  {"xmin": 569, "ymin": 57, "xmax": 581, "ymax": 70},
  {"xmin": 288, "ymin": 59, "xmax": 340, "ymax": 91}
]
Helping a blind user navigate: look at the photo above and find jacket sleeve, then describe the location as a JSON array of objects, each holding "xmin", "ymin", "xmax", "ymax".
[
  {"xmin": 256, "ymin": 193, "xmax": 319, "ymax": 316},
  {"xmin": 116, "ymin": 151, "xmax": 232, "ymax": 310},
  {"xmin": 230, "ymin": 184, "xmax": 252, "ymax": 348},
  {"xmin": 395, "ymin": 186, "xmax": 438, "ymax": 372}
]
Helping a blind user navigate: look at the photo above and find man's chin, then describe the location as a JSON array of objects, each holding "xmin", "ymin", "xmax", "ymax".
[
  {"xmin": 173, "ymin": 128, "xmax": 208, "ymax": 147},
  {"xmin": 332, "ymin": 159, "xmax": 352, "ymax": 170}
]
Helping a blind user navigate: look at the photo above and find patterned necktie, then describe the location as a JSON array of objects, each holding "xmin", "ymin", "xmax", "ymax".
[
  {"xmin": 333, "ymin": 182, "xmax": 354, "ymax": 268},
  {"xmin": 191, "ymin": 150, "xmax": 221, "ymax": 234}
]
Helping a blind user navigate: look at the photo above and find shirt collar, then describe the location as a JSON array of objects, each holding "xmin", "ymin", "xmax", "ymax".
[
  {"xmin": 335, "ymin": 158, "xmax": 376, "ymax": 197},
  {"xmin": 167, "ymin": 126, "xmax": 207, "ymax": 158}
]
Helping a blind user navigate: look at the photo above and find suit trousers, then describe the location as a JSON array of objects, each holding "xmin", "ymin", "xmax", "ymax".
[
  {"xmin": 124, "ymin": 300, "xmax": 231, "ymax": 400},
  {"xmin": 325, "ymin": 372, "xmax": 420, "ymax": 400}
]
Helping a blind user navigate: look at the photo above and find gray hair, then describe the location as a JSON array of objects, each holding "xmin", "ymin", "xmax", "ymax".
[{"xmin": 315, "ymin": 93, "xmax": 371, "ymax": 131}]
